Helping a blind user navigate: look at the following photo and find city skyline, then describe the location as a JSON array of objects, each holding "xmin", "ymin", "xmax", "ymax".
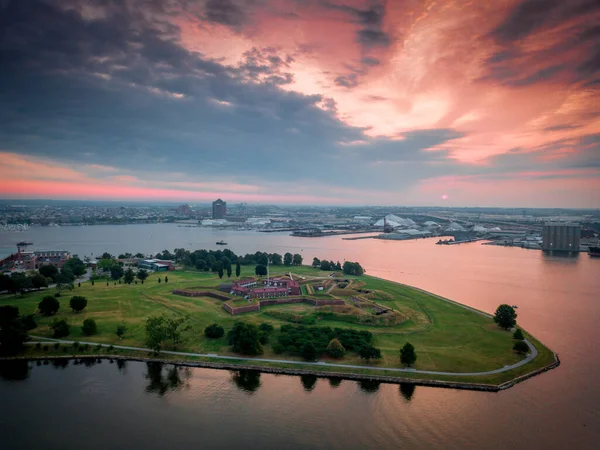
[{"xmin": 1, "ymin": 0, "xmax": 599, "ymax": 207}]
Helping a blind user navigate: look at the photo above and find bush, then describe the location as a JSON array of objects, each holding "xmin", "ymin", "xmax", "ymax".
[
  {"xmin": 43, "ymin": 345, "xmax": 48, "ymax": 351},
  {"xmin": 39, "ymin": 296, "xmax": 60, "ymax": 316},
  {"xmin": 204, "ymin": 324, "xmax": 225, "ymax": 339},
  {"xmin": 108, "ymin": 345, "xmax": 114, "ymax": 351},
  {"xmin": 54, "ymin": 292, "xmax": 61, "ymax": 297},
  {"xmin": 35, "ymin": 342, "xmax": 42, "ymax": 350},
  {"xmin": 54, "ymin": 342, "xmax": 60, "ymax": 350},
  {"xmin": 50, "ymin": 319, "xmax": 70, "ymax": 338},
  {"xmin": 21, "ymin": 314, "xmax": 37, "ymax": 330},
  {"xmin": 513, "ymin": 329, "xmax": 524, "ymax": 340},
  {"xmin": 73, "ymin": 341, "xmax": 80, "ymax": 350},
  {"xmin": 513, "ymin": 340, "xmax": 529, "ymax": 354},
  {"xmin": 326, "ymin": 338, "xmax": 346, "ymax": 358},
  {"xmin": 83, "ymin": 343, "xmax": 90, "ymax": 351},
  {"xmin": 69, "ymin": 296, "xmax": 88, "ymax": 313},
  {"xmin": 81, "ymin": 318, "xmax": 98, "ymax": 336}
]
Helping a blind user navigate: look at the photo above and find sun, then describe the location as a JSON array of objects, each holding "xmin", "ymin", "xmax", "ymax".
[{"xmin": 441, "ymin": 194, "xmax": 449, "ymax": 200}]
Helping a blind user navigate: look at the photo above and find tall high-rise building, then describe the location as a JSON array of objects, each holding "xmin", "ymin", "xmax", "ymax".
[
  {"xmin": 212, "ymin": 198, "xmax": 227, "ymax": 219},
  {"xmin": 542, "ymin": 223, "xmax": 580, "ymax": 251}
]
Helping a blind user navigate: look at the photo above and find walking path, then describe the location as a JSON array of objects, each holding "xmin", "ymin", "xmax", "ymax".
[{"xmin": 28, "ymin": 336, "xmax": 537, "ymax": 377}]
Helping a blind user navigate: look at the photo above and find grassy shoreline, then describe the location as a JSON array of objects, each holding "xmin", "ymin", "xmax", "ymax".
[{"xmin": 0, "ymin": 265, "xmax": 559, "ymax": 386}]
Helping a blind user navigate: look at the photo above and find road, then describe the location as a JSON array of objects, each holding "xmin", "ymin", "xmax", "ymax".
[{"xmin": 28, "ymin": 336, "xmax": 538, "ymax": 377}]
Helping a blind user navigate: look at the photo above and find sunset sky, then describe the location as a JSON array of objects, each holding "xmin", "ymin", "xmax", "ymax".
[{"xmin": 1, "ymin": 0, "xmax": 599, "ymax": 207}]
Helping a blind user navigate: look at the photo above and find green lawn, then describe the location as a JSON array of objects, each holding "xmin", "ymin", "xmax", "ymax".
[{"xmin": 0, "ymin": 265, "xmax": 556, "ymax": 384}]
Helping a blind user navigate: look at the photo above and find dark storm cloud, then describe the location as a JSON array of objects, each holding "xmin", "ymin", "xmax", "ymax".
[{"xmin": 0, "ymin": 0, "xmax": 473, "ymax": 193}]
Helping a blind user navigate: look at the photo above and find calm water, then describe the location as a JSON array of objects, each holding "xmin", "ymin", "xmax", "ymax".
[{"xmin": 1, "ymin": 224, "xmax": 599, "ymax": 449}]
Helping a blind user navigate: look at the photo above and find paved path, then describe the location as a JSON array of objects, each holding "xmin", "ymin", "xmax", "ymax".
[{"xmin": 29, "ymin": 336, "xmax": 537, "ymax": 377}]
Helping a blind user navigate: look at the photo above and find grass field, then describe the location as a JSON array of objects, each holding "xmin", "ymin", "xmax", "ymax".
[{"xmin": 0, "ymin": 265, "xmax": 556, "ymax": 383}]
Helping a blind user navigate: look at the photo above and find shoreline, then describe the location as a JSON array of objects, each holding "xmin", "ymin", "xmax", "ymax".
[{"xmin": 0, "ymin": 352, "xmax": 560, "ymax": 392}]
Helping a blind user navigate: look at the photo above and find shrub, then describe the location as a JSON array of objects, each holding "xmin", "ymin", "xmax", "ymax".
[
  {"xmin": 50, "ymin": 319, "xmax": 70, "ymax": 338},
  {"xmin": 204, "ymin": 324, "xmax": 225, "ymax": 339},
  {"xmin": 22, "ymin": 314, "xmax": 37, "ymax": 330},
  {"xmin": 326, "ymin": 338, "xmax": 346, "ymax": 358},
  {"xmin": 513, "ymin": 329, "xmax": 524, "ymax": 340},
  {"xmin": 73, "ymin": 341, "xmax": 80, "ymax": 350},
  {"xmin": 81, "ymin": 318, "xmax": 97, "ymax": 336},
  {"xmin": 35, "ymin": 342, "xmax": 41, "ymax": 350},
  {"xmin": 54, "ymin": 292, "xmax": 61, "ymax": 298},
  {"xmin": 108, "ymin": 345, "xmax": 114, "ymax": 351},
  {"xmin": 69, "ymin": 296, "xmax": 88, "ymax": 313},
  {"xmin": 54, "ymin": 342, "xmax": 60, "ymax": 350},
  {"xmin": 39, "ymin": 296, "xmax": 60, "ymax": 316},
  {"xmin": 43, "ymin": 345, "xmax": 48, "ymax": 351},
  {"xmin": 513, "ymin": 340, "xmax": 529, "ymax": 354},
  {"xmin": 83, "ymin": 343, "xmax": 89, "ymax": 351}
]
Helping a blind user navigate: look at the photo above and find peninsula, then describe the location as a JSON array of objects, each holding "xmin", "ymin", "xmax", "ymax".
[{"xmin": 0, "ymin": 262, "xmax": 558, "ymax": 389}]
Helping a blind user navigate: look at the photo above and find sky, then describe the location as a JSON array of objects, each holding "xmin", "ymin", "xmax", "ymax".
[{"xmin": 0, "ymin": 0, "xmax": 599, "ymax": 208}]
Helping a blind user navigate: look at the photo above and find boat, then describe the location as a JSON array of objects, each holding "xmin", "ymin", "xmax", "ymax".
[
  {"xmin": 512, "ymin": 305, "xmax": 518, "ymax": 309},
  {"xmin": 216, "ymin": 240, "xmax": 227, "ymax": 245},
  {"xmin": 588, "ymin": 246, "xmax": 600, "ymax": 257},
  {"xmin": 17, "ymin": 241, "xmax": 33, "ymax": 246}
]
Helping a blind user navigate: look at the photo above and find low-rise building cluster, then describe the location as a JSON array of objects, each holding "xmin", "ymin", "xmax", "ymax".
[{"xmin": 230, "ymin": 277, "xmax": 301, "ymax": 299}]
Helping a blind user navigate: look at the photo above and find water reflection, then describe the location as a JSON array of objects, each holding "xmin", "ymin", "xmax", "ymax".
[
  {"xmin": 51, "ymin": 359, "xmax": 69, "ymax": 369},
  {"xmin": 399, "ymin": 383, "xmax": 416, "ymax": 402},
  {"xmin": 358, "ymin": 379, "xmax": 380, "ymax": 394},
  {"xmin": 328, "ymin": 377, "xmax": 342, "ymax": 388},
  {"xmin": 144, "ymin": 362, "xmax": 189, "ymax": 397},
  {"xmin": 0, "ymin": 360, "xmax": 30, "ymax": 380},
  {"xmin": 231, "ymin": 370, "xmax": 261, "ymax": 394},
  {"xmin": 300, "ymin": 374, "xmax": 317, "ymax": 392},
  {"xmin": 116, "ymin": 359, "xmax": 127, "ymax": 372}
]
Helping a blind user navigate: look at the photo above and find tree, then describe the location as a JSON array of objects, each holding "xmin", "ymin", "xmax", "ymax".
[
  {"xmin": 51, "ymin": 318, "xmax": 70, "ymax": 338},
  {"xmin": 204, "ymin": 324, "xmax": 225, "ymax": 339},
  {"xmin": 218, "ymin": 266, "xmax": 224, "ymax": 279},
  {"xmin": 38, "ymin": 296, "xmax": 60, "ymax": 316},
  {"xmin": 31, "ymin": 274, "xmax": 49, "ymax": 290},
  {"xmin": 123, "ymin": 268, "xmax": 135, "ymax": 284},
  {"xmin": 69, "ymin": 295, "xmax": 87, "ymax": 313},
  {"xmin": 283, "ymin": 252, "xmax": 293, "ymax": 266},
  {"xmin": 110, "ymin": 265, "xmax": 124, "ymax": 280},
  {"xmin": 400, "ymin": 342, "xmax": 417, "ymax": 367},
  {"xmin": 513, "ymin": 329, "xmax": 524, "ymax": 340},
  {"xmin": 101, "ymin": 252, "xmax": 113, "ymax": 260},
  {"xmin": 116, "ymin": 324, "xmax": 127, "ymax": 340},
  {"xmin": 358, "ymin": 345, "xmax": 381, "ymax": 363},
  {"xmin": 292, "ymin": 254, "xmax": 303, "ymax": 266},
  {"xmin": 81, "ymin": 318, "xmax": 97, "ymax": 336},
  {"xmin": 235, "ymin": 261, "xmax": 241, "ymax": 277},
  {"xmin": 165, "ymin": 276, "xmax": 169, "ymax": 283},
  {"xmin": 226, "ymin": 264, "xmax": 232, "ymax": 278},
  {"xmin": 269, "ymin": 253, "xmax": 283, "ymax": 265},
  {"xmin": 21, "ymin": 314, "xmax": 37, "ymax": 331},
  {"xmin": 342, "ymin": 261, "xmax": 364, "ymax": 276},
  {"xmin": 39, "ymin": 265, "xmax": 59, "ymax": 281},
  {"xmin": 158, "ymin": 277, "xmax": 161, "ymax": 283},
  {"xmin": 195, "ymin": 259, "xmax": 207, "ymax": 271},
  {"xmin": 494, "ymin": 304, "xmax": 517, "ymax": 330},
  {"xmin": 327, "ymin": 338, "xmax": 346, "ymax": 358},
  {"xmin": 145, "ymin": 315, "xmax": 189, "ymax": 353},
  {"xmin": 0, "ymin": 306, "xmax": 29, "ymax": 355},
  {"xmin": 312, "ymin": 257, "xmax": 320, "ymax": 267},
  {"xmin": 227, "ymin": 322, "xmax": 263, "ymax": 355},
  {"xmin": 137, "ymin": 269, "xmax": 149, "ymax": 282},
  {"xmin": 301, "ymin": 341, "xmax": 318, "ymax": 361},
  {"xmin": 255, "ymin": 264, "xmax": 267, "ymax": 276},
  {"xmin": 320, "ymin": 260, "xmax": 331, "ymax": 271},
  {"xmin": 63, "ymin": 257, "xmax": 86, "ymax": 277},
  {"xmin": 513, "ymin": 340, "xmax": 529, "ymax": 354}
]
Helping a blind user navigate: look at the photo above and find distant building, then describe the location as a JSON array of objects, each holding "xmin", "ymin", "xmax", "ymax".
[
  {"xmin": 542, "ymin": 223, "xmax": 580, "ymax": 251},
  {"xmin": 212, "ymin": 199, "xmax": 227, "ymax": 219},
  {"xmin": 138, "ymin": 259, "xmax": 174, "ymax": 271}
]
